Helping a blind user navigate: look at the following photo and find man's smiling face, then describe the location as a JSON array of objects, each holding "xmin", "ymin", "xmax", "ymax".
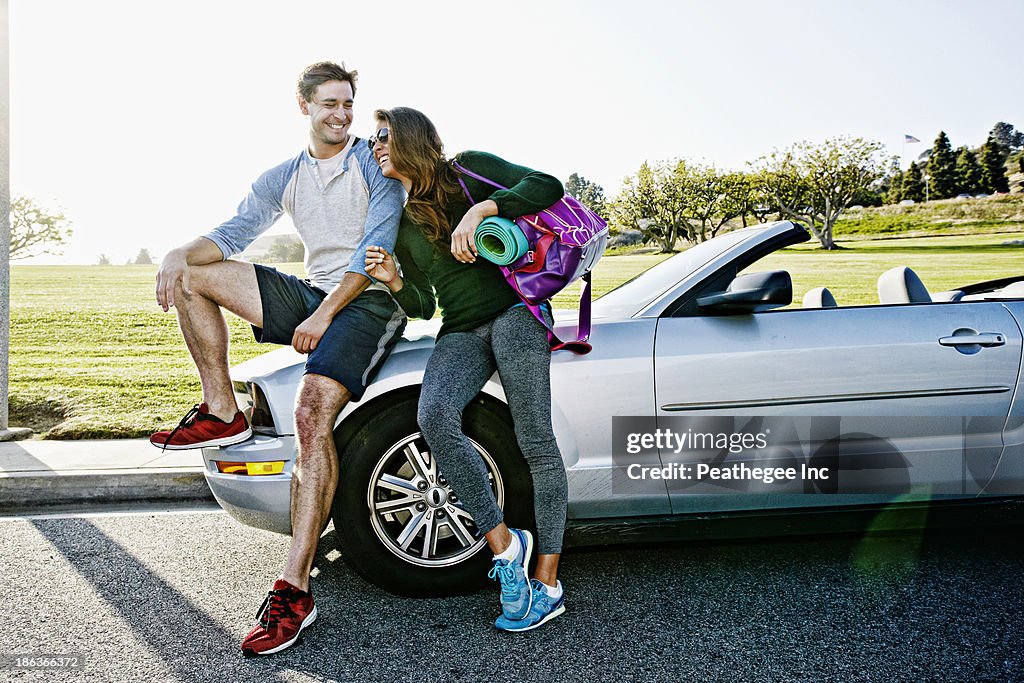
[{"xmin": 299, "ymin": 79, "xmax": 354, "ymax": 150}]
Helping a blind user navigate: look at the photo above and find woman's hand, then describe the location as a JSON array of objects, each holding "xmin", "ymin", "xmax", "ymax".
[
  {"xmin": 365, "ymin": 245, "xmax": 402, "ymax": 290},
  {"xmin": 451, "ymin": 200, "xmax": 498, "ymax": 264},
  {"xmin": 450, "ymin": 214, "xmax": 479, "ymax": 264}
]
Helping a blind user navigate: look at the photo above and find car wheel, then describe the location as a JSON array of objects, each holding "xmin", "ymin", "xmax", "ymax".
[{"xmin": 332, "ymin": 394, "xmax": 535, "ymax": 597}]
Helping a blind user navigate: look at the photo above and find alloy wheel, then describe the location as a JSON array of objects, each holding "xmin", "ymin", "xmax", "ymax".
[{"xmin": 367, "ymin": 432, "xmax": 504, "ymax": 568}]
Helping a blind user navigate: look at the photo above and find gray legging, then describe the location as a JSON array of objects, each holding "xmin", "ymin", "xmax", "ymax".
[{"xmin": 417, "ymin": 304, "xmax": 568, "ymax": 554}]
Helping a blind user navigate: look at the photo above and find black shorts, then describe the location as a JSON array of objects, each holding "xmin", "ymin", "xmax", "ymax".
[{"xmin": 252, "ymin": 265, "xmax": 406, "ymax": 401}]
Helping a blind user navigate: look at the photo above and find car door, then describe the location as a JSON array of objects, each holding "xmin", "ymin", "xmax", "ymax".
[
  {"xmin": 550, "ymin": 317, "xmax": 672, "ymax": 519},
  {"xmin": 653, "ymin": 300, "xmax": 1022, "ymax": 513}
]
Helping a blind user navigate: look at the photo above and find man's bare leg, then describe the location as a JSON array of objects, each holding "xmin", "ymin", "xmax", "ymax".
[
  {"xmin": 281, "ymin": 373, "xmax": 350, "ymax": 591},
  {"xmin": 173, "ymin": 260, "xmax": 263, "ymax": 421}
]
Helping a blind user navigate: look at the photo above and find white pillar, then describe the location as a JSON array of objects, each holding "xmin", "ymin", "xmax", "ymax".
[
  {"xmin": 0, "ymin": 0, "xmax": 10, "ymax": 432},
  {"xmin": 0, "ymin": 0, "xmax": 26, "ymax": 440}
]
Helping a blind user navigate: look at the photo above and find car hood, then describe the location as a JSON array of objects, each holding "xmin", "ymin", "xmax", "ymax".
[{"xmin": 230, "ymin": 309, "xmax": 599, "ymax": 379}]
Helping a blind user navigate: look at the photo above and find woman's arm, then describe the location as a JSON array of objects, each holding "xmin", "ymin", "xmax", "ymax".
[
  {"xmin": 449, "ymin": 151, "xmax": 565, "ymax": 262},
  {"xmin": 457, "ymin": 150, "xmax": 565, "ymax": 217},
  {"xmin": 365, "ymin": 226, "xmax": 437, "ymax": 320}
]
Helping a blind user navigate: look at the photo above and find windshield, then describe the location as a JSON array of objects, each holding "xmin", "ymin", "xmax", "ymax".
[{"xmin": 592, "ymin": 228, "xmax": 763, "ymax": 319}]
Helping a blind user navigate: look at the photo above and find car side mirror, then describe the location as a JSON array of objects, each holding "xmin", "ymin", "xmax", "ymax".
[{"xmin": 696, "ymin": 270, "xmax": 793, "ymax": 314}]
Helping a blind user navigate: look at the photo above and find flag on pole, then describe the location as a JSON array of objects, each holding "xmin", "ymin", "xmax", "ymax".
[{"xmin": 904, "ymin": 134, "xmax": 920, "ymax": 143}]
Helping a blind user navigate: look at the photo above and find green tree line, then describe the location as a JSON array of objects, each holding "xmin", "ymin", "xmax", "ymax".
[{"xmin": 564, "ymin": 121, "xmax": 1021, "ymax": 252}]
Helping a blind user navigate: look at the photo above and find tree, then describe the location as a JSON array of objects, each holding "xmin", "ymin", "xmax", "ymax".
[
  {"xmin": 8, "ymin": 196, "xmax": 72, "ymax": 260},
  {"xmin": 848, "ymin": 183, "xmax": 885, "ymax": 208},
  {"xmin": 980, "ymin": 134, "xmax": 1010, "ymax": 193},
  {"xmin": 926, "ymin": 131, "xmax": 957, "ymax": 200},
  {"xmin": 565, "ymin": 173, "xmax": 607, "ymax": 218},
  {"xmin": 686, "ymin": 167, "xmax": 747, "ymax": 240},
  {"xmin": 989, "ymin": 121, "xmax": 1023, "ymax": 158},
  {"xmin": 133, "ymin": 248, "xmax": 154, "ymax": 265},
  {"xmin": 882, "ymin": 157, "xmax": 904, "ymax": 204},
  {"xmin": 729, "ymin": 172, "xmax": 768, "ymax": 227},
  {"xmin": 886, "ymin": 170, "xmax": 904, "ymax": 204},
  {"xmin": 97, "ymin": 254, "xmax": 111, "ymax": 265},
  {"xmin": 612, "ymin": 160, "xmax": 692, "ymax": 252},
  {"xmin": 267, "ymin": 235, "xmax": 305, "ymax": 263},
  {"xmin": 902, "ymin": 162, "xmax": 925, "ymax": 202},
  {"xmin": 755, "ymin": 137, "xmax": 887, "ymax": 249},
  {"xmin": 955, "ymin": 146, "xmax": 984, "ymax": 195}
]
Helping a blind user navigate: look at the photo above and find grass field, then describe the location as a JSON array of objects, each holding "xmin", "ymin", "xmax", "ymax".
[{"xmin": 10, "ymin": 231, "xmax": 1024, "ymax": 438}]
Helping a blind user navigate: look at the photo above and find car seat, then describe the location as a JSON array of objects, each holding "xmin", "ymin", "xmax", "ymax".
[
  {"xmin": 801, "ymin": 286, "xmax": 837, "ymax": 308},
  {"xmin": 877, "ymin": 266, "xmax": 931, "ymax": 304}
]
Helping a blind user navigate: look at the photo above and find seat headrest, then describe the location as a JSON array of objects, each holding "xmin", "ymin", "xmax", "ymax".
[
  {"xmin": 878, "ymin": 266, "xmax": 930, "ymax": 304},
  {"xmin": 931, "ymin": 290, "xmax": 965, "ymax": 302},
  {"xmin": 802, "ymin": 286, "xmax": 837, "ymax": 308},
  {"xmin": 999, "ymin": 281, "xmax": 1024, "ymax": 298}
]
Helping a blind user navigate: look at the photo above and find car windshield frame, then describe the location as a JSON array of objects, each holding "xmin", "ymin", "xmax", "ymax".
[{"xmin": 592, "ymin": 227, "xmax": 767, "ymax": 320}]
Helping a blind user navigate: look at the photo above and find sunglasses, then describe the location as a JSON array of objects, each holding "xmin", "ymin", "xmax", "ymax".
[{"xmin": 367, "ymin": 127, "xmax": 390, "ymax": 149}]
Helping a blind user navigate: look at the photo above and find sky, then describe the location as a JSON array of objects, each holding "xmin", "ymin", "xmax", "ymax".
[{"xmin": 8, "ymin": 0, "xmax": 1024, "ymax": 264}]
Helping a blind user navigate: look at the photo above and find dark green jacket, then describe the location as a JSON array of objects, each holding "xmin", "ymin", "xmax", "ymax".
[{"xmin": 391, "ymin": 150, "xmax": 563, "ymax": 337}]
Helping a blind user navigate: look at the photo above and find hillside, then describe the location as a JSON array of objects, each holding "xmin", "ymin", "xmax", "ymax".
[{"xmin": 835, "ymin": 193, "xmax": 1024, "ymax": 239}]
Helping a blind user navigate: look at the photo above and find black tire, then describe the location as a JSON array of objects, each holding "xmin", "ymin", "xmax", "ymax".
[{"xmin": 332, "ymin": 393, "xmax": 534, "ymax": 597}]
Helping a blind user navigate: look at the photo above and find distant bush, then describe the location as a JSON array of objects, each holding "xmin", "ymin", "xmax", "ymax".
[{"xmin": 607, "ymin": 229, "xmax": 645, "ymax": 249}]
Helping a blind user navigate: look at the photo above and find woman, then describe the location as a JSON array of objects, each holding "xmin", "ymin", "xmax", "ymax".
[{"xmin": 364, "ymin": 107, "xmax": 567, "ymax": 631}]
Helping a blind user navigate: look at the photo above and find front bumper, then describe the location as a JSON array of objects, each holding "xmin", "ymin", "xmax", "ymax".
[{"xmin": 202, "ymin": 434, "xmax": 296, "ymax": 535}]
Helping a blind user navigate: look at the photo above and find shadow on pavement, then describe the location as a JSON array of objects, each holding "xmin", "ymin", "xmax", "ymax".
[{"xmin": 31, "ymin": 517, "xmax": 292, "ymax": 683}]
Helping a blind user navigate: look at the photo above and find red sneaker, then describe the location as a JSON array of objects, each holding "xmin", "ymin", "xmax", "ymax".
[
  {"xmin": 149, "ymin": 403, "xmax": 252, "ymax": 450},
  {"xmin": 241, "ymin": 579, "xmax": 317, "ymax": 657}
]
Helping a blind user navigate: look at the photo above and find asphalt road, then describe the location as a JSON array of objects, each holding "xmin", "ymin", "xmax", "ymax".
[{"xmin": 2, "ymin": 507, "xmax": 1022, "ymax": 683}]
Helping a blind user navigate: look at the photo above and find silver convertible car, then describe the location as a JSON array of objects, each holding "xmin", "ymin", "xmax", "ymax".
[{"xmin": 202, "ymin": 221, "xmax": 1024, "ymax": 596}]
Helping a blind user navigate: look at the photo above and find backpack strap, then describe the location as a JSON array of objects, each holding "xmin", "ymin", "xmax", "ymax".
[
  {"xmin": 451, "ymin": 159, "xmax": 510, "ymax": 191},
  {"xmin": 518, "ymin": 272, "xmax": 594, "ymax": 356}
]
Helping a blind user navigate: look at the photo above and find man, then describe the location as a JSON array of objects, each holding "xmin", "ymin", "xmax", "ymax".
[{"xmin": 152, "ymin": 62, "xmax": 406, "ymax": 656}]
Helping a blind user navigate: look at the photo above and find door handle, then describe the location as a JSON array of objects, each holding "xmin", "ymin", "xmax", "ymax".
[{"xmin": 939, "ymin": 333, "xmax": 1005, "ymax": 347}]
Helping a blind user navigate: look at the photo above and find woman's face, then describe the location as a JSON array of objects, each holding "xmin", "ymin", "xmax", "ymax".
[{"xmin": 372, "ymin": 122, "xmax": 411, "ymax": 186}]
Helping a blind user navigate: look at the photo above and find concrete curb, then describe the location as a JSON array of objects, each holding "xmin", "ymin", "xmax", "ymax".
[
  {"xmin": 0, "ymin": 439, "xmax": 215, "ymax": 514},
  {"xmin": 0, "ymin": 467, "xmax": 215, "ymax": 513}
]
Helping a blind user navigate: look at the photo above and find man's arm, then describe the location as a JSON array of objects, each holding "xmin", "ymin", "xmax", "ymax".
[
  {"xmin": 156, "ymin": 157, "xmax": 296, "ymax": 311},
  {"xmin": 155, "ymin": 237, "xmax": 226, "ymax": 311},
  {"xmin": 346, "ymin": 148, "xmax": 407, "ymax": 280},
  {"xmin": 290, "ymin": 271, "xmax": 371, "ymax": 354}
]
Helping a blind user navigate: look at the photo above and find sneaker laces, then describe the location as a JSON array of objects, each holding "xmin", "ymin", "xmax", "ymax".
[
  {"xmin": 488, "ymin": 561, "xmax": 519, "ymax": 598},
  {"xmin": 256, "ymin": 588, "xmax": 298, "ymax": 630},
  {"xmin": 161, "ymin": 403, "xmax": 217, "ymax": 450}
]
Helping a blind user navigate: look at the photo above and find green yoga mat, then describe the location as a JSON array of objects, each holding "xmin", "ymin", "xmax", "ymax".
[{"xmin": 474, "ymin": 216, "xmax": 529, "ymax": 266}]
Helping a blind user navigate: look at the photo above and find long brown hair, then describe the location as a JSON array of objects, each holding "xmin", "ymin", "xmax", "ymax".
[{"xmin": 374, "ymin": 107, "xmax": 464, "ymax": 243}]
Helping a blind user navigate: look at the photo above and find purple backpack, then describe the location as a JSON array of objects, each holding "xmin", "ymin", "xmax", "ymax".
[{"xmin": 453, "ymin": 160, "xmax": 609, "ymax": 354}]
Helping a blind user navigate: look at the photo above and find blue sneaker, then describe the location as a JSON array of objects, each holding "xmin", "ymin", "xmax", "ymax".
[
  {"xmin": 486, "ymin": 528, "xmax": 534, "ymax": 620},
  {"xmin": 495, "ymin": 580, "xmax": 566, "ymax": 632}
]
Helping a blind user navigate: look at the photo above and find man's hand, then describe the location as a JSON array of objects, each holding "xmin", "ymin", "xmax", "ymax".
[
  {"xmin": 365, "ymin": 245, "xmax": 399, "ymax": 286},
  {"xmin": 292, "ymin": 310, "xmax": 331, "ymax": 354},
  {"xmin": 156, "ymin": 249, "xmax": 192, "ymax": 311}
]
